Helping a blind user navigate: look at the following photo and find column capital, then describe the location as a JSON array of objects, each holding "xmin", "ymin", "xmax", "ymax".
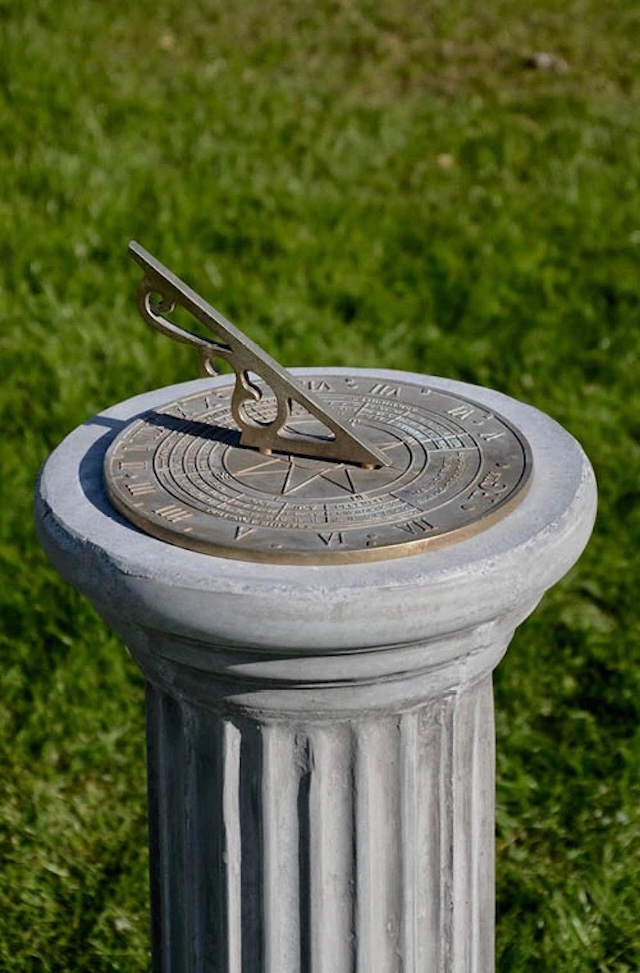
[{"xmin": 36, "ymin": 369, "xmax": 596, "ymax": 655}]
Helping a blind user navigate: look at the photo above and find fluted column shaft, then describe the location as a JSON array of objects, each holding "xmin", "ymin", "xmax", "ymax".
[
  {"xmin": 126, "ymin": 613, "xmax": 517, "ymax": 973},
  {"xmin": 143, "ymin": 667, "xmax": 495, "ymax": 973}
]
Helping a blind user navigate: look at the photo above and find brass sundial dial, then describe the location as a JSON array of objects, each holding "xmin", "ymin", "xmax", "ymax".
[{"xmin": 104, "ymin": 244, "xmax": 532, "ymax": 563}]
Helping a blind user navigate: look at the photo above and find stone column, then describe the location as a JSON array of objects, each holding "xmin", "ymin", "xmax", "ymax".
[{"xmin": 35, "ymin": 370, "xmax": 597, "ymax": 973}]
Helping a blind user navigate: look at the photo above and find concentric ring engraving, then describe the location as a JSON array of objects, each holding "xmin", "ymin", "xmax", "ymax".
[{"xmin": 104, "ymin": 375, "xmax": 532, "ymax": 563}]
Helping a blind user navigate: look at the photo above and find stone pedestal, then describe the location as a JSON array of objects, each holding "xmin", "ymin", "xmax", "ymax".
[{"xmin": 35, "ymin": 370, "xmax": 597, "ymax": 973}]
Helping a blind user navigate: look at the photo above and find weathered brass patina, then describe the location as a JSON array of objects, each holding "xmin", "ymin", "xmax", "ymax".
[{"xmin": 104, "ymin": 246, "xmax": 532, "ymax": 563}]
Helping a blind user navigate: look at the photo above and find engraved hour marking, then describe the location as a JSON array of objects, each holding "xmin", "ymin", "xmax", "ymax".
[
  {"xmin": 447, "ymin": 405, "xmax": 475, "ymax": 420},
  {"xmin": 119, "ymin": 460, "xmax": 149, "ymax": 471},
  {"xmin": 369, "ymin": 383, "xmax": 400, "ymax": 397},
  {"xmin": 155, "ymin": 504, "xmax": 193, "ymax": 522},
  {"xmin": 395, "ymin": 518, "xmax": 434, "ymax": 535},
  {"xmin": 344, "ymin": 467, "xmax": 357, "ymax": 493},
  {"xmin": 318, "ymin": 531, "xmax": 344, "ymax": 546},
  {"xmin": 479, "ymin": 431, "xmax": 505, "ymax": 442},
  {"xmin": 479, "ymin": 471, "xmax": 507, "ymax": 492},
  {"xmin": 235, "ymin": 526, "xmax": 256, "ymax": 540},
  {"xmin": 460, "ymin": 471, "xmax": 508, "ymax": 510},
  {"xmin": 125, "ymin": 482, "xmax": 156, "ymax": 496},
  {"xmin": 281, "ymin": 463, "xmax": 296, "ymax": 495},
  {"xmin": 306, "ymin": 379, "xmax": 332, "ymax": 392}
]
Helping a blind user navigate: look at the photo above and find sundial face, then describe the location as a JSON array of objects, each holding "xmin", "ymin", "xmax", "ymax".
[
  {"xmin": 104, "ymin": 244, "xmax": 532, "ymax": 563},
  {"xmin": 104, "ymin": 373, "xmax": 532, "ymax": 564}
]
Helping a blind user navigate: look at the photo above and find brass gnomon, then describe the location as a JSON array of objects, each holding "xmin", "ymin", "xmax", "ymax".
[{"xmin": 129, "ymin": 241, "xmax": 388, "ymax": 469}]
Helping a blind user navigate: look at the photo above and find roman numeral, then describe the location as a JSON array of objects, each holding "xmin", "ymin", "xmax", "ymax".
[
  {"xmin": 234, "ymin": 526, "xmax": 255, "ymax": 540},
  {"xmin": 396, "ymin": 518, "xmax": 434, "ymax": 535},
  {"xmin": 447, "ymin": 405, "xmax": 475, "ymax": 420},
  {"xmin": 318, "ymin": 531, "xmax": 345, "ymax": 546},
  {"xmin": 369, "ymin": 383, "xmax": 400, "ymax": 397},
  {"xmin": 125, "ymin": 482, "xmax": 156, "ymax": 497},
  {"xmin": 155, "ymin": 504, "xmax": 193, "ymax": 523}
]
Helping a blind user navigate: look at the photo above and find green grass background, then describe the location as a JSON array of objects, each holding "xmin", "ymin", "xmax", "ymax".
[{"xmin": 2, "ymin": 0, "xmax": 640, "ymax": 969}]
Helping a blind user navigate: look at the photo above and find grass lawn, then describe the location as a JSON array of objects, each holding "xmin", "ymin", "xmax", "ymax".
[{"xmin": 2, "ymin": 0, "xmax": 640, "ymax": 969}]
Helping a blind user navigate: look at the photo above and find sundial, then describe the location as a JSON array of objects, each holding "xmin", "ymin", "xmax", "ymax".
[{"xmin": 104, "ymin": 244, "xmax": 532, "ymax": 564}]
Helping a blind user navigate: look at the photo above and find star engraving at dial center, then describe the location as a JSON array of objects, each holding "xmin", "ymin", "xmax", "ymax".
[{"xmin": 225, "ymin": 439, "xmax": 405, "ymax": 497}]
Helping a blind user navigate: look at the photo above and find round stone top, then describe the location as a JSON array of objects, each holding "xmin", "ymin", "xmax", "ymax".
[{"xmin": 35, "ymin": 369, "xmax": 596, "ymax": 654}]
